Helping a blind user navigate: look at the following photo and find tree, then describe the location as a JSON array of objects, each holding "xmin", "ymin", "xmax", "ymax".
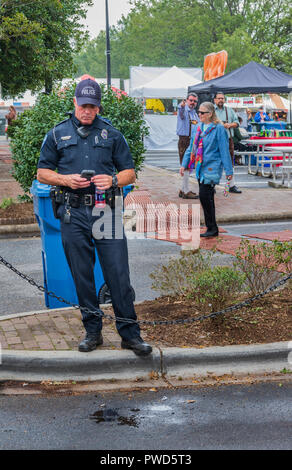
[
  {"xmin": 210, "ymin": 0, "xmax": 292, "ymax": 73},
  {"xmin": 75, "ymin": 0, "xmax": 196, "ymax": 78},
  {"xmin": 74, "ymin": 0, "xmax": 292, "ymax": 79},
  {"xmin": 210, "ymin": 29, "xmax": 257, "ymax": 73},
  {"xmin": 0, "ymin": 0, "xmax": 92, "ymax": 97},
  {"xmin": 74, "ymin": 32, "xmax": 109, "ymax": 79}
]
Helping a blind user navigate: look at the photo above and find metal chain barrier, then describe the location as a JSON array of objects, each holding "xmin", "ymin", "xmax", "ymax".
[{"xmin": 0, "ymin": 254, "xmax": 291, "ymax": 326}]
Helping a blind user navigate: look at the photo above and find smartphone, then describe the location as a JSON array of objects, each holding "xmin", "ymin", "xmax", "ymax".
[{"xmin": 81, "ymin": 169, "xmax": 95, "ymax": 180}]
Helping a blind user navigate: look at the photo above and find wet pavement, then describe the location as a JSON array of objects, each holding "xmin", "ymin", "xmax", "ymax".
[{"xmin": 0, "ymin": 382, "xmax": 291, "ymax": 450}]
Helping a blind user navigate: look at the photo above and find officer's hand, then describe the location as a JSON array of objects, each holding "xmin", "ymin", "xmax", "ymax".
[
  {"xmin": 91, "ymin": 174, "xmax": 113, "ymax": 190},
  {"xmin": 63, "ymin": 174, "xmax": 91, "ymax": 190}
]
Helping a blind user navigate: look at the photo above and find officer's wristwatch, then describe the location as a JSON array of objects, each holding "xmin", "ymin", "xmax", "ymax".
[{"xmin": 112, "ymin": 174, "xmax": 118, "ymax": 188}]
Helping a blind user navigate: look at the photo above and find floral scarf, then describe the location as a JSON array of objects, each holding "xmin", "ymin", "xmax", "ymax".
[{"xmin": 188, "ymin": 124, "xmax": 216, "ymax": 178}]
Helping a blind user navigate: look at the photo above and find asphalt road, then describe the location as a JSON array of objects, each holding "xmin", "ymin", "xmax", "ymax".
[{"xmin": 0, "ymin": 382, "xmax": 291, "ymax": 450}]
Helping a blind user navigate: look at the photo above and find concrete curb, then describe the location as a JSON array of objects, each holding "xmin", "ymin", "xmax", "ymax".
[
  {"xmin": 216, "ymin": 212, "xmax": 292, "ymax": 223},
  {"xmin": 0, "ymin": 348, "xmax": 162, "ymax": 382},
  {"xmin": 161, "ymin": 342, "xmax": 291, "ymax": 378},
  {"xmin": 0, "ymin": 341, "xmax": 290, "ymax": 382},
  {"xmin": 0, "ymin": 223, "xmax": 39, "ymax": 236}
]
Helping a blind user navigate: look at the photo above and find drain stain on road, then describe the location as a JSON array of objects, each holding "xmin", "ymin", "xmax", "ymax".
[{"xmin": 90, "ymin": 408, "xmax": 139, "ymax": 427}]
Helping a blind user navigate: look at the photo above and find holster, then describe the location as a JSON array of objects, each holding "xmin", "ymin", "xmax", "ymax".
[{"xmin": 49, "ymin": 186, "xmax": 63, "ymax": 219}]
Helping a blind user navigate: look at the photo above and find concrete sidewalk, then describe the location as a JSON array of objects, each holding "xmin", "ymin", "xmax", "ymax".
[
  {"xmin": 138, "ymin": 164, "xmax": 292, "ymax": 223},
  {"xmin": 0, "ymin": 144, "xmax": 291, "ymax": 384}
]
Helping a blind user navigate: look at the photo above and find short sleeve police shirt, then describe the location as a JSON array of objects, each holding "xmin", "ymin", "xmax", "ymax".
[{"xmin": 37, "ymin": 113, "xmax": 134, "ymax": 176}]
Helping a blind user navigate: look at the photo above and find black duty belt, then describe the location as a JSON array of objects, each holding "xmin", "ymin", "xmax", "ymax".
[
  {"xmin": 64, "ymin": 192, "xmax": 95, "ymax": 207},
  {"xmin": 50, "ymin": 186, "xmax": 121, "ymax": 213}
]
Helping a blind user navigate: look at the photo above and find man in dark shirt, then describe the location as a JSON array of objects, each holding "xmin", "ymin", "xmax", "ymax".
[{"xmin": 37, "ymin": 78, "xmax": 152, "ymax": 356}]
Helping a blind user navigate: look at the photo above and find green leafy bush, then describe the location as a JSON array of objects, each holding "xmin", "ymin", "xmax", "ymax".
[
  {"xmin": 272, "ymin": 240, "xmax": 292, "ymax": 274},
  {"xmin": 150, "ymin": 252, "xmax": 245, "ymax": 315},
  {"xmin": 188, "ymin": 266, "xmax": 246, "ymax": 313},
  {"xmin": 234, "ymin": 239, "xmax": 286, "ymax": 296},
  {"xmin": 8, "ymin": 82, "xmax": 149, "ymax": 196},
  {"xmin": 149, "ymin": 250, "xmax": 212, "ymax": 298},
  {"xmin": 0, "ymin": 197, "xmax": 15, "ymax": 210}
]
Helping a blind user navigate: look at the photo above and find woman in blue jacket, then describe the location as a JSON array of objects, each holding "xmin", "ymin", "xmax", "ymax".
[{"xmin": 180, "ymin": 102, "xmax": 233, "ymax": 238}]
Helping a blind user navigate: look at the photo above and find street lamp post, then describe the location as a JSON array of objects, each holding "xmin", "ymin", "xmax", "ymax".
[{"xmin": 105, "ymin": 0, "xmax": 111, "ymax": 89}]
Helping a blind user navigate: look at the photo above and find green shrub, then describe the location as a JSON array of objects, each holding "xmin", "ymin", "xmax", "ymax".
[
  {"xmin": 234, "ymin": 239, "xmax": 286, "ymax": 296},
  {"xmin": 8, "ymin": 82, "xmax": 149, "ymax": 196},
  {"xmin": 149, "ymin": 250, "xmax": 212, "ymax": 298},
  {"xmin": 272, "ymin": 240, "xmax": 292, "ymax": 274},
  {"xmin": 0, "ymin": 197, "xmax": 15, "ymax": 209},
  {"xmin": 188, "ymin": 266, "xmax": 246, "ymax": 313}
]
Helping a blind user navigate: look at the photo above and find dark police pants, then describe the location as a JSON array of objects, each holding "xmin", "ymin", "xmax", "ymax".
[
  {"xmin": 59, "ymin": 204, "xmax": 141, "ymax": 341},
  {"xmin": 198, "ymin": 182, "xmax": 218, "ymax": 232}
]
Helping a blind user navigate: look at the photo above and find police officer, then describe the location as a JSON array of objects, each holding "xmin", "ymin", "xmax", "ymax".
[{"xmin": 37, "ymin": 78, "xmax": 152, "ymax": 356}]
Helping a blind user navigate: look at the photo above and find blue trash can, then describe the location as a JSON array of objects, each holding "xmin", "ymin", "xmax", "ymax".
[
  {"xmin": 123, "ymin": 184, "xmax": 134, "ymax": 199},
  {"xmin": 30, "ymin": 180, "xmax": 105, "ymax": 309}
]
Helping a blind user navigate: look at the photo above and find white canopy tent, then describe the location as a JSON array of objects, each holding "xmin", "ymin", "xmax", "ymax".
[
  {"xmin": 129, "ymin": 65, "xmax": 202, "ymax": 96},
  {"xmin": 130, "ymin": 66, "xmax": 201, "ymax": 151},
  {"xmin": 130, "ymin": 66, "xmax": 202, "ymax": 98}
]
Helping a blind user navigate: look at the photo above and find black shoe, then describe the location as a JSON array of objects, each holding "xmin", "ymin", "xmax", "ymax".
[
  {"xmin": 182, "ymin": 191, "xmax": 199, "ymax": 199},
  {"xmin": 121, "ymin": 337, "xmax": 152, "ymax": 356},
  {"xmin": 200, "ymin": 229, "xmax": 219, "ymax": 238},
  {"xmin": 229, "ymin": 185, "xmax": 242, "ymax": 194},
  {"xmin": 78, "ymin": 333, "xmax": 103, "ymax": 352}
]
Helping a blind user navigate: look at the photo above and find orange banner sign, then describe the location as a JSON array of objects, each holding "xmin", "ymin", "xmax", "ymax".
[{"xmin": 204, "ymin": 50, "xmax": 228, "ymax": 81}]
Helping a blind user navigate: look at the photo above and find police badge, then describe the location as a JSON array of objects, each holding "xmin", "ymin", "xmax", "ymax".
[{"xmin": 101, "ymin": 129, "xmax": 108, "ymax": 140}]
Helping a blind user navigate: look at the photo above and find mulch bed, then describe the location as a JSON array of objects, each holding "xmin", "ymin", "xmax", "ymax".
[
  {"xmin": 136, "ymin": 286, "xmax": 292, "ymax": 348},
  {"xmin": 0, "ymin": 202, "xmax": 35, "ymax": 225}
]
